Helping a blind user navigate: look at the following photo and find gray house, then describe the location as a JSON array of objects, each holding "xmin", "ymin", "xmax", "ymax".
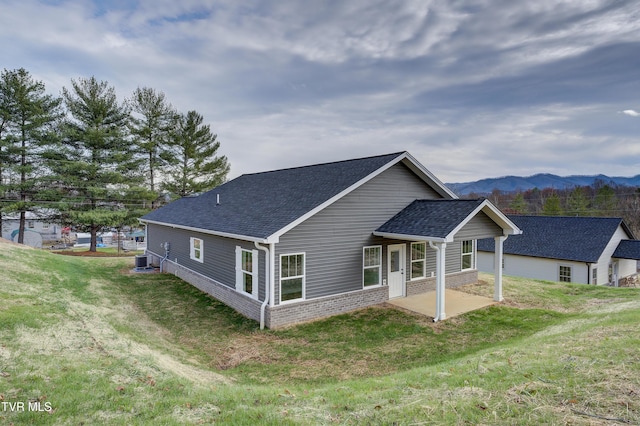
[
  {"xmin": 141, "ymin": 152, "xmax": 521, "ymax": 328},
  {"xmin": 477, "ymin": 215, "xmax": 640, "ymax": 286}
]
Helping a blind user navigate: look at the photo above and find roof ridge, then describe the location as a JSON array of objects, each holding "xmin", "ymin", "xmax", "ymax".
[
  {"xmin": 238, "ymin": 151, "xmax": 406, "ymax": 177},
  {"xmin": 509, "ymin": 214, "xmax": 623, "ymax": 220}
]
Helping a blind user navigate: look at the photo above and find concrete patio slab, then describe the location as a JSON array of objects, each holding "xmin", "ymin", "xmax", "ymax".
[{"xmin": 387, "ymin": 289, "xmax": 497, "ymax": 319}]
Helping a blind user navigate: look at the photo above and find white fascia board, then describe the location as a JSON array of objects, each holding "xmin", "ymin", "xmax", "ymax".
[
  {"xmin": 445, "ymin": 200, "xmax": 522, "ymax": 241},
  {"xmin": 140, "ymin": 219, "xmax": 275, "ymax": 244},
  {"xmin": 267, "ymin": 152, "xmax": 409, "ymax": 242},
  {"xmin": 401, "ymin": 152, "xmax": 459, "ymax": 199},
  {"xmin": 373, "ymin": 231, "xmax": 448, "ymax": 243}
]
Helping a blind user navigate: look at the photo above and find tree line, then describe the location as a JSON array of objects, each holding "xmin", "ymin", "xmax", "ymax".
[
  {"xmin": 465, "ymin": 181, "xmax": 640, "ymax": 236},
  {"xmin": 0, "ymin": 68, "xmax": 229, "ymax": 251}
]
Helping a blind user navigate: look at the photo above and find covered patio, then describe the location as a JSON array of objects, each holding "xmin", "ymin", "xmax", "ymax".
[
  {"xmin": 375, "ymin": 198, "xmax": 522, "ymax": 321},
  {"xmin": 388, "ymin": 289, "xmax": 496, "ymax": 318}
]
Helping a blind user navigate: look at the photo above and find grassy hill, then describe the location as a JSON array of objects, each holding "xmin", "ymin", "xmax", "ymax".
[{"xmin": 0, "ymin": 239, "xmax": 639, "ymax": 425}]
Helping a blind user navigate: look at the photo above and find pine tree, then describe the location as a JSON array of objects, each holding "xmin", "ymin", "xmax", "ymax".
[
  {"xmin": 47, "ymin": 76, "xmax": 145, "ymax": 251},
  {"xmin": 0, "ymin": 68, "xmax": 62, "ymax": 244},
  {"xmin": 163, "ymin": 110, "xmax": 229, "ymax": 198},
  {"xmin": 509, "ymin": 192, "xmax": 528, "ymax": 214},
  {"xmin": 594, "ymin": 184, "xmax": 617, "ymax": 217},
  {"xmin": 129, "ymin": 87, "xmax": 176, "ymax": 208},
  {"xmin": 542, "ymin": 192, "xmax": 563, "ymax": 216},
  {"xmin": 567, "ymin": 187, "xmax": 589, "ymax": 216}
]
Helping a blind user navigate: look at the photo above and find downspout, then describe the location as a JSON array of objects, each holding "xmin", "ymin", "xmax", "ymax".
[
  {"xmin": 160, "ymin": 242, "xmax": 171, "ymax": 272},
  {"xmin": 586, "ymin": 263, "xmax": 591, "ymax": 285},
  {"xmin": 255, "ymin": 241, "xmax": 271, "ymax": 330}
]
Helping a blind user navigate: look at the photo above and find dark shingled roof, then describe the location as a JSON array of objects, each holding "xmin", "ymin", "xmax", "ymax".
[
  {"xmin": 375, "ymin": 199, "xmax": 486, "ymax": 239},
  {"xmin": 613, "ymin": 240, "xmax": 640, "ymax": 260},
  {"xmin": 477, "ymin": 215, "xmax": 634, "ymax": 263},
  {"xmin": 141, "ymin": 152, "xmax": 406, "ymax": 240}
]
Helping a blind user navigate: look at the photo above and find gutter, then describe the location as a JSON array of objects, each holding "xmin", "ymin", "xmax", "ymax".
[{"xmin": 255, "ymin": 242, "xmax": 272, "ymax": 330}]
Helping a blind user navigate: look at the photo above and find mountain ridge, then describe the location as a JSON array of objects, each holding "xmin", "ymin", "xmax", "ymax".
[{"xmin": 447, "ymin": 173, "xmax": 640, "ymax": 196}]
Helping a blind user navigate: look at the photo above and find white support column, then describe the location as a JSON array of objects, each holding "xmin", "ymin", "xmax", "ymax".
[
  {"xmin": 494, "ymin": 235, "xmax": 507, "ymax": 302},
  {"xmin": 429, "ymin": 241, "xmax": 447, "ymax": 321}
]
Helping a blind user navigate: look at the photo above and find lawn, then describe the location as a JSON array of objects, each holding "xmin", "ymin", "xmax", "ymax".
[{"xmin": 0, "ymin": 239, "xmax": 639, "ymax": 424}]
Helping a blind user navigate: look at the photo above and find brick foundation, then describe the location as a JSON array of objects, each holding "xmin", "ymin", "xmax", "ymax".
[
  {"xmin": 265, "ymin": 285, "xmax": 389, "ymax": 329},
  {"xmin": 146, "ymin": 251, "xmax": 478, "ymax": 328}
]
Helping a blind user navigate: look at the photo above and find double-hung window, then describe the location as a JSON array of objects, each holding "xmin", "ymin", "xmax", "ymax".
[
  {"xmin": 280, "ymin": 253, "xmax": 305, "ymax": 302},
  {"xmin": 190, "ymin": 237, "xmax": 204, "ymax": 263},
  {"xmin": 411, "ymin": 242, "xmax": 426, "ymax": 279},
  {"xmin": 559, "ymin": 265, "xmax": 572, "ymax": 283},
  {"xmin": 461, "ymin": 240, "xmax": 475, "ymax": 270},
  {"xmin": 363, "ymin": 246, "xmax": 382, "ymax": 286},
  {"xmin": 236, "ymin": 247, "xmax": 258, "ymax": 298}
]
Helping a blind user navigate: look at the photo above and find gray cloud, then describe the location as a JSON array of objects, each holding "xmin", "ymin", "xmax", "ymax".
[{"xmin": 2, "ymin": 0, "xmax": 639, "ymax": 182}]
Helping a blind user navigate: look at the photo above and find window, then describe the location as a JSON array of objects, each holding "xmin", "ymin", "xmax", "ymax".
[
  {"xmin": 461, "ymin": 240, "xmax": 475, "ymax": 270},
  {"xmin": 363, "ymin": 246, "xmax": 382, "ymax": 286},
  {"xmin": 559, "ymin": 265, "xmax": 572, "ymax": 282},
  {"xmin": 411, "ymin": 242, "xmax": 426, "ymax": 279},
  {"xmin": 592, "ymin": 268, "xmax": 597, "ymax": 285},
  {"xmin": 42, "ymin": 223, "xmax": 50, "ymax": 230},
  {"xmin": 280, "ymin": 253, "xmax": 304, "ymax": 302},
  {"xmin": 236, "ymin": 248, "xmax": 258, "ymax": 298},
  {"xmin": 27, "ymin": 221, "xmax": 35, "ymax": 229},
  {"xmin": 190, "ymin": 237, "xmax": 203, "ymax": 262}
]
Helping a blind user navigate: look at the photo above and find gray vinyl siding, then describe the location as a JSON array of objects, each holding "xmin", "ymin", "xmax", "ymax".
[
  {"xmin": 453, "ymin": 211, "xmax": 503, "ymax": 241},
  {"xmin": 274, "ymin": 162, "xmax": 445, "ymax": 303},
  {"xmin": 146, "ymin": 223, "xmax": 266, "ymax": 300}
]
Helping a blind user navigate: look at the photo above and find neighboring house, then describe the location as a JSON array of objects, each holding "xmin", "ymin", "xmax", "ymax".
[
  {"xmin": 477, "ymin": 215, "xmax": 640, "ymax": 286},
  {"xmin": 1, "ymin": 212, "xmax": 62, "ymax": 248},
  {"xmin": 140, "ymin": 152, "xmax": 521, "ymax": 329}
]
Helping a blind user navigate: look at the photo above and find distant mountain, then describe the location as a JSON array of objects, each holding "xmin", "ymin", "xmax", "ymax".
[{"xmin": 447, "ymin": 173, "xmax": 640, "ymax": 196}]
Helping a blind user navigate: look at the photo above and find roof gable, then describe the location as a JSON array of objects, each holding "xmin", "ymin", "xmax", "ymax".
[
  {"xmin": 141, "ymin": 151, "xmax": 455, "ymax": 242},
  {"xmin": 477, "ymin": 215, "xmax": 632, "ymax": 263},
  {"xmin": 374, "ymin": 199, "xmax": 520, "ymax": 242},
  {"xmin": 613, "ymin": 240, "xmax": 640, "ymax": 260}
]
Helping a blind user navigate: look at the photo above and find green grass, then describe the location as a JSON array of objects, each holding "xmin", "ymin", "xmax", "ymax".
[{"xmin": 0, "ymin": 241, "xmax": 639, "ymax": 424}]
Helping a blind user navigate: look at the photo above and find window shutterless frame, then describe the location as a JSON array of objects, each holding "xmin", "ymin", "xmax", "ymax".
[{"xmin": 280, "ymin": 253, "xmax": 305, "ymax": 303}]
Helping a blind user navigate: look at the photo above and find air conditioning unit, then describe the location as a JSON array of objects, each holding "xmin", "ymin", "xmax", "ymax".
[{"xmin": 135, "ymin": 255, "xmax": 149, "ymax": 269}]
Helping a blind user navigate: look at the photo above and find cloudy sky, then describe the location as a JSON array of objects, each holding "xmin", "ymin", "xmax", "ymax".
[{"xmin": 2, "ymin": 0, "xmax": 640, "ymax": 183}]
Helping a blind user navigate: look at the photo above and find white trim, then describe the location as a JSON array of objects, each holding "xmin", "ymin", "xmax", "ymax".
[
  {"xmin": 279, "ymin": 252, "xmax": 306, "ymax": 304},
  {"xmin": 461, "ymin": 240, "xmax": 475, "ymax": 271},
  {"xmin": 363, "ymin": 245, "xmax": 383, "ymax": 287},
  {"xmin": 446, "ymin": 200, "xmax": 522, "ymax": 241},
  {"xmin": 190, "ymin": 237, "xmax": 204, "ymax": 263},
  {"xmin": 387, "ymin": 243, "xmax": 406, "ymax": 298},
  {"xmin": 373, "ymin": 231, "xmax": 448, "ymax": 243},
  {"xmin": 140, "ymin": 218, "xmax": 274, "ymax": 244},
  {"xmin": 410, "ymin": 241, "xmax": 427, "ymax": 280},
  {"xmin": 236, "ymin": 247, "xmax": 259, "ymax": 299},
  {"xmin": 402, "ymin": 152, "xmax": 459, "ymax": 199},
  {"xmin": 558, "ymin": 264, "xmax": 572, "ymax": 283}
]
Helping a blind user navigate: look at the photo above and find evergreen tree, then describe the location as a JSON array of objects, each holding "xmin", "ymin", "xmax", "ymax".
[
  {"xmin": 163, "ymin": 110, "xmax": 229, "ymax": 198},
  {"xmin": 509, "ymin": 192, "xmax": 528, "ymax": 214},
  {"xmin": 129, "ymin": 87, "xmax": 176, "ymax": 208},
  {"xmin": 47, "ymin": 76, "xmax": 145, "ymax": 251},
  {"xmin": 567, "ymin": 187, "xmax": 589, "ymax": 216},
  {"xmin": 0, "ymin": 68, "xmax": 62, "ymax": 243},
  {"xmin": 594, "ymin": 184, "xmax": 617, "ymax": 216},
  {"xmin": 542, "ymin": 192, "xmax": 563, "ymax": 216}
]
